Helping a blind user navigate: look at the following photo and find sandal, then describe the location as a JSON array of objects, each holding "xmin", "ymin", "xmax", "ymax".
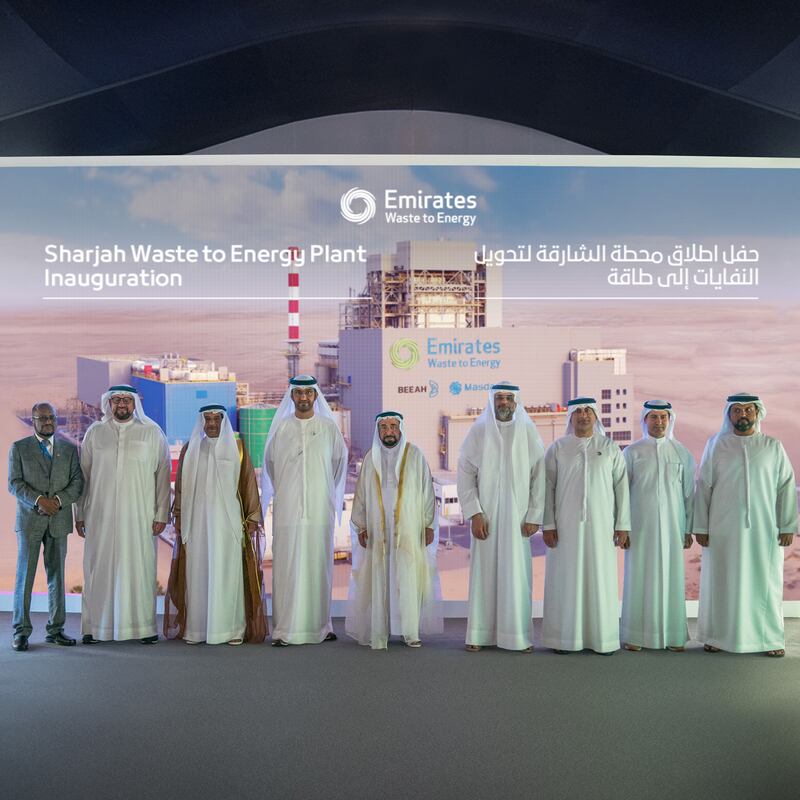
[
  {"xmin": 323, "ymin": 632, "xmax": 338, "ymax": 642},
  {"xmin": 765, "ymin": 649, "xmax": 785, "ymax": 658},
  {"xmin": 666, "ymin": 646, "xmax": 685, "ymax": 652},
  {"xmin": 405, "ymin": 640, "xmax": 422, "ymax": 648},
  {"xmin": 521, "ymin": 646, "xmax": 533, "ymax": 653},
  {"xmin": 623, "ymin": 643, "xmax": 642, "ymax": 651},
  {"xmin": 271, "ymin": 638, "xmax": 289, "ymax": 647},
  {"xmin": 465, "ymin": 644, "xmax": 482, "ymax": 652},
  {"xmin": 227, "ymin": 638, "xmax": 244, "ymax": 646},
  {"xmin": 703, "ymin": 644, "xmax": 721, "ymax": 653}
]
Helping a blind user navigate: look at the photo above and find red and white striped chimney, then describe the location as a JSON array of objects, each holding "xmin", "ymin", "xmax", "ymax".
[
  {"xmin": 286, "ymin": 245, "xmax": 302, "ymax": 380},
  {"xmin": 287, "ymin": 246, "xmax": 301, "ymax": 342}
]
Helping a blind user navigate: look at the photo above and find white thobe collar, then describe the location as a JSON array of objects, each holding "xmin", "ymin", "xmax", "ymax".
[
  {"xmin": 733, "ymin": 433, "xmax": 756, "ymax": 527},
  {"xmin": 570, "ymin": 433, "xmax": 595, "ymax": 522},
  {"xmin": 379, "ymin": 442, "xmax": 402, "ymax": 487}
]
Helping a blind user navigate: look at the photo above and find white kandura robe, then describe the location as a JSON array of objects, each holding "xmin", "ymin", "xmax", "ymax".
[
  {"xmin": 621, "ymin": 436, "xmax": 695, "ymax": 648},
  {"xmin": 542, "ymin": 434, "xmax": 631, "ymax": 653},
  {"xmin": 346, "ymin": 442, "xmax": 440, "ymax": 649},
  {"xmin": 695, "ymin": 432, "xmax": 797, "ymax": 652},
  {"xmin": 76, "ymin": 417, "xmax": 171, "ymax": 640},
  {"xmin": 184, "ymin": 438, "xmax": 245, "ymax": 644},
  {"xmin": 265, "ymin": 415, "xmax": 347, "ymax": 644},
  {"xmin": 458, "ymin": 420, "xmax": 545, "ymax": 650}
]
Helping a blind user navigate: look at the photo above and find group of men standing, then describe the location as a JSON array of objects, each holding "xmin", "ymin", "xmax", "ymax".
[
  {"xmin": 7, "ymin": 376, "xmax": 798, "ymax": 658},
  {"xmin": 9, "ymin": 385, "xmax": 265, "ymax": 651},
  {"xmin": 458, "ymin": 385, "xmax": 797, "ymax": 658}
]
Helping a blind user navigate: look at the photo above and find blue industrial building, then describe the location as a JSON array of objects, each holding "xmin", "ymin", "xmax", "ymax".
[{"xmin": 131, "ymin": 376, "xmax": 238, "ymax": 445}]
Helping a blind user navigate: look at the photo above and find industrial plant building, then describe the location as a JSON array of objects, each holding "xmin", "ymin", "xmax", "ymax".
[
  {"xmin": 71, "ymin": 241, "xmax": 635, "ymax": 475},
  {"xmin": 335, "ymin": 241, "xmax": 634, "ymax": 469},
  {"xmin": 77, "ymin": 354, "xmax": 239, "ymax": 446},
  {"xmin": 75, "ymin": 354, "xmax": 279, "ymax": 471}
]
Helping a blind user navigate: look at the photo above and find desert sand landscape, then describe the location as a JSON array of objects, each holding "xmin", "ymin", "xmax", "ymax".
[{"xmin": 1, "ymin": 300, "xmax": 798, "ymax": 600}]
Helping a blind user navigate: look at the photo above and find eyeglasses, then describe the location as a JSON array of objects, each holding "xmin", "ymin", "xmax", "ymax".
[
  {"xmin": 110, "ymin": 397, "xmax": 134, "ymax": 405},
  {"xmin": 33, "ymin": 415, "xmax": 56, "ymax": 422}
]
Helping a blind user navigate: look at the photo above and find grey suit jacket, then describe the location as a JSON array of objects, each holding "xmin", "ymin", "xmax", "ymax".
[{"xmin": 8, "ymin": 435, "xmax": 83, "ymax": 537}]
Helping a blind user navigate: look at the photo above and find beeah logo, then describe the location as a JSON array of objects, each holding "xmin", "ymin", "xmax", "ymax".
[
  {"xmin": 397, "ymin": 385, "xmax": 428, "ymax": 394},
  {"xmin": 340, "ymin": 187, "xmax": 377, "ymax": 224}
]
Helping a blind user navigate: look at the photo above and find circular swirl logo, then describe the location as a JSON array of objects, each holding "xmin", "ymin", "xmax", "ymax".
[
  {"xmin": 340, "ymin": 187, "xmax": 377, "ymax": 224},
  {"xmin": 389, "ymin": 338, "xmax": 420, "ymax": 370}
]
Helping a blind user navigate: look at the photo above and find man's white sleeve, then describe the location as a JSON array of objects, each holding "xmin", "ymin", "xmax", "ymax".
[
  {"xmin": 456, "ymin": 428, "xmax": 483, "ymax": 520},
  {"xmin": 524, "ymin": 434, "xmax": 545, "ymax": 525},
  {"xmin": 612, "ymin": 446, "xmax": 631, "ymax": 531},
  {"xmin": 692, "ymin": 439, "xmax": 714, "ymax": 535},
  {"xmin": 542, "ymin": 444, "xmax": 558, "ymax": 531},
  {"xmin": 153, "ymin": 432, "xmax": 171, "ymax": 523},
  {"xmin": 681, "ymin": 446, "xmax": 696, "ymax": 535},
  {"xmin": 74, "ymin": 428, "xmax": 94, "ymax": 520},
  {"xmin": 775, "ymin": 442, "xmax": 798, "ymax": 535},
  {"xmin": 351, "ymin": 461, "xmax": 368, "ymax": 533},
  {"xmin": 421, "ymin": 455, "xmax": 435, "ymax": 529}
]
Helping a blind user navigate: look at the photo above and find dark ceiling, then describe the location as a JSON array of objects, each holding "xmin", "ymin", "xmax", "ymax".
[{"xmin": 2, "ymin": 0, "xmax": 800, "ymax": 155}]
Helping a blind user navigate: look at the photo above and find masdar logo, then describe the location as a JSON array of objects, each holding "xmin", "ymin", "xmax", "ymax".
[{"xmin": 340, "ymin": 187, "xmax": 377, "ymax": 224}]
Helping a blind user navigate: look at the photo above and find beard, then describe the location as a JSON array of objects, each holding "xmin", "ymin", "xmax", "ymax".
[
  {"xmin": 381, "ymin": 435, "xmax": 398, "ymax": 448},
  {"xmin": 734, "ymin": 418, "xmax": 755, "ymax": 432},
  {"xmin": 495, "ymin": 407, "xmax": 514, "ymax": 422},
  {"xmin": 113, "ymin": 408, "xmax": 133, "ymax": 421}
]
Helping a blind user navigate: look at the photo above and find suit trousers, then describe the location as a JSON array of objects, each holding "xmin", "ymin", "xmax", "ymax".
[{"xmin": 13, "ymin": 527, "xmax": 68, "ymax": 637}]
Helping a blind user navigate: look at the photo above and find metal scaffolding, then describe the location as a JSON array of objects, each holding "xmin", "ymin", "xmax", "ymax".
[{"xmin": 340, "ymin": 266, "xmax": 489, "ymax": 330}]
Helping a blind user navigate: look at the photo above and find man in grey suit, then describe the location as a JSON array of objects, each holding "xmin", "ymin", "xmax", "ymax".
[{"xmin": 8, "ymin": 402, "xmax": 83, "ymax": 651}]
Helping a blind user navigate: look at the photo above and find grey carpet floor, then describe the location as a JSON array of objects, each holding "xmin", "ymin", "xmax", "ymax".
[{"xmin": 1, "ymin": 613, "xmax": 799, "ymax": 800}]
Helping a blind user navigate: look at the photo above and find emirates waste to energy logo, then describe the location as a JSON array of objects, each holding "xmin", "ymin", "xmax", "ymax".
[
  {"xmin": 340, "ymin": 187, "xmax": 377, "ymax": 224},
  {"xmin": 389, "ymin": 338, "xmax": 420, "ymax": 370},
  {"xmin": 340, "ymin": 186, "xmax": 479, "ymax": 226}
]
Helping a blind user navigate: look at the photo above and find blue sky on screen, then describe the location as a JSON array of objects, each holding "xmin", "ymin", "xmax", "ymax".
[{"xmin": 1, "ymin": 163, "xmax": 798, "ymax": 304}]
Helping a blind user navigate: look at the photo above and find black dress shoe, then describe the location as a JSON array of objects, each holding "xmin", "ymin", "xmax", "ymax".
[
  {"xmin": 140, "ymin": 635, "xmax": 158, "ymax": 644},
  {"xmin": 12, "ymin": 635, "xmax": 28, "ymax": 652},
  {"xmin": 82, "ymin": 634, "xmax": 99, "ymax": 644},
  {"xmin": 323, "ymin": 632, "xmax": 338, "ymax": 642},
  {"xmin": 45, "ymin": 632, "xmax": 76, "ymax": 646}
]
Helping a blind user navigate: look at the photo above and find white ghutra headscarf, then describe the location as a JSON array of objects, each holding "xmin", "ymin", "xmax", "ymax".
[
  {"xmin": 640, "ymin": 399, "xmax": 676, "ymax": 440},
  {"xmin": 718, "ymin": 391, "xmax": 766, "ymax": 435},
  {"xmin": 260, "ymin": 375, "xmax": 347, "ymax": 521},
  {"xmin": 474, "ymin": 381, "xmax": 544, "ymax": 523},
  {"xmin": 566, "ymin": 396, "xmax": 606, "ymax": 437},
  {"xmin": 699, "ymin": 392, "xmax": 767, "ymax": 530},
  {"xmin": 100, "ymin": 384, "xmax": 153, "ymax": 424},
  {"xmin": 371, "ymin": 411, "xmax": 406, "ymax": 486},
  {"xmin": 179, "ymin": 405, "xmax": 242, "ymax": 544}
]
